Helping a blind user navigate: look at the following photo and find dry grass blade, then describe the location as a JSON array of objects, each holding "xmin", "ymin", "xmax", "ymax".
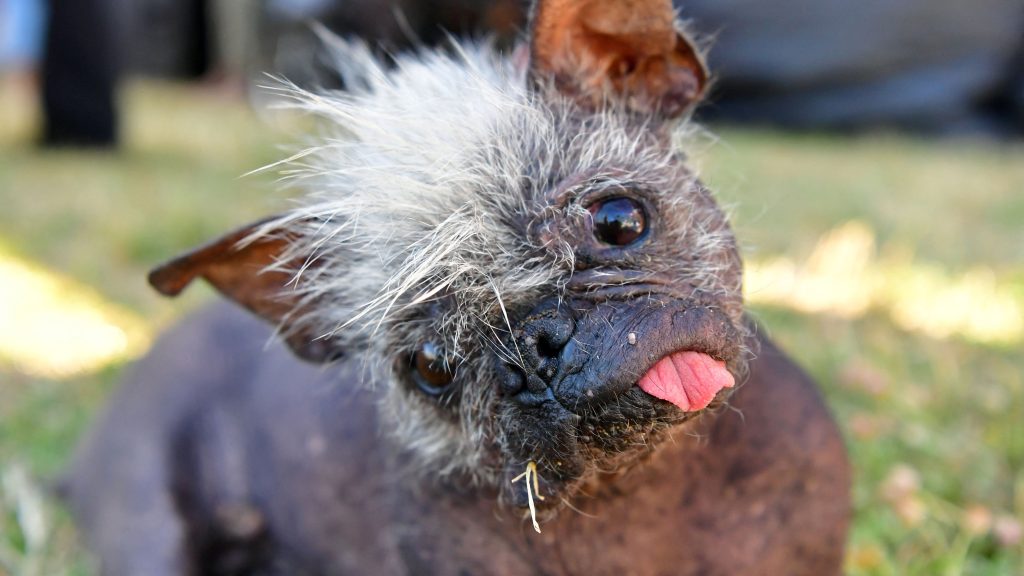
[{"xmin": 510, "ymin": 461, "xmax": 545, "ymax": 533}]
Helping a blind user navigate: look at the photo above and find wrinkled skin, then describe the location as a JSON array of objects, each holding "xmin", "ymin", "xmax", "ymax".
[{"xmin": 63, "ymin": 303, "xmax": 849, "ymax": 575}]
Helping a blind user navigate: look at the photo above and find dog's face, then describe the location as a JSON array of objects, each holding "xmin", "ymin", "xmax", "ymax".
[{"xmin": 151, "ymin": 0, "xmax": 749, "ymax": 518}]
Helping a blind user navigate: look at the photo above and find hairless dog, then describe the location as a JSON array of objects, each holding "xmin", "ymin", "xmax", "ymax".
[{"xmin": 64, "ymin": 1, "xmax": 851, "ymax": 574}]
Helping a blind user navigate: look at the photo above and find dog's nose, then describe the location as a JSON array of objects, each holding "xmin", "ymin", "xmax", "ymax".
[
  {"xmin": 498, "ymin": 305, "xmax": 576, "ymax": 400},
  {"xmin": 521, "ymin": 313, "xmax": 574, "ymax": 382}
]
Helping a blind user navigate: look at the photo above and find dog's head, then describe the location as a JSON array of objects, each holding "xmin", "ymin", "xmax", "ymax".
[{"xmin": 152, "ymin": 0, "xmax": 749, "ymax": 521}]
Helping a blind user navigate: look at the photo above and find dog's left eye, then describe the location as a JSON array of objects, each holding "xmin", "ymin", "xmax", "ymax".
[
  {"xmin": 588, "ymin": 197, "xmax": 647, "ymax": 246},
  {"xmin": 411, "ymin": 342, "xmax": 455, "ymax": 396}
]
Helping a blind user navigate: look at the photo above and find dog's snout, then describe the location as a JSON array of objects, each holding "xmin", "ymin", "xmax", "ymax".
[
  {"xmin": 497, "ymin": 305, "xmax": 576, "ymax": 401},
  {"xmin": 523, "ymin": 313, "xmax": 574, "ymax": 370}
]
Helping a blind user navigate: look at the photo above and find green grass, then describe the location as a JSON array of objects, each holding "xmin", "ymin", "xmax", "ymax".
[{"xmin": 0, "ymin": 79, "xmax": 1022, "ymax": 575}]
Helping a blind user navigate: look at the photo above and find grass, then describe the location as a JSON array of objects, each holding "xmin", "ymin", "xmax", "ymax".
[{"xmin": 0, "ymin": 78, "xmax": 1022, "ymax": 575}]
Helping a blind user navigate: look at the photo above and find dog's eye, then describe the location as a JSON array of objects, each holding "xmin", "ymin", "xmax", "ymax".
[
  {"xmin": 411, "ymin": 342, "xmax": 455, "ymax": 396},
  {"xmin": 588, "ymin": 197, "xmax": 647, "ymax": 246}
]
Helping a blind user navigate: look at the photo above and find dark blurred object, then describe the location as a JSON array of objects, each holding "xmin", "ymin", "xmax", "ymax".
[
  {"xmin": 112, "ymin": 0, "xmax": 524, "ymax": 94},
  {"xmin": 112, "ymin": 0, "xmax": 1024, "ymax": 135},
  {"xmin": 260, "ymin": 0, "xmax": 525, "ymax": 87},
  {"xmin": 271, "ymin": 0, "xmax": 1023, "ymax": 135},
  {"xmin": 41, "ymin": 0, "xmax": 120, "ymax": 147},
  {"xmin": 681, "ymin": 0, "xmax": 1024, "ymax": 135},
  {"xmin": 115, "ymin": 0, "xmax": 211, "ymax": 78},
  {"xmin": 1006, "ymin": 48, "xmax": 1024, "ymax": 128}
]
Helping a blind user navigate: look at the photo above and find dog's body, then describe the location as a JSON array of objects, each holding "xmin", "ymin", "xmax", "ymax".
[
  {"xmin": 68, "ymin": 303, "xmax": 848, "ymax": 575},
  {"xmin": 65, "ymin": 1, "xmax": 850, "ymax": 573}
]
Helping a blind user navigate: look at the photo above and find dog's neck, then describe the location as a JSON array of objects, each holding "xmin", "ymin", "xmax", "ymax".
[
  {"xmin": 410, "ymin": 410, "xmax": 717, "ymax": 524},
  {"xmin": 365, "ymin": 412, "xmax": 728, "ymax": 575}
]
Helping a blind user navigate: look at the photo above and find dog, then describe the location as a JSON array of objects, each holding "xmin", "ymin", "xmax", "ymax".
[{"xmin": 63, "ymin": 1, "xmax": 851, "ymax": 574}]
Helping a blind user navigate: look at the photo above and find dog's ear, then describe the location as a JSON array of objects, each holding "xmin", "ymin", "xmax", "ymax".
[
  {"xmin": 529, "ymin": 0, "xmax": 707, "ymax": 117},
  {"xmin": 148, "ymin": 217, "xmax": 338, "ymax": 363}
]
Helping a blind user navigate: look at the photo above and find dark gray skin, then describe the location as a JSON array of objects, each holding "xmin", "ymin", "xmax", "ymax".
[{"xmin": 64, "ymin": 302, "xmax": 849, "ymax": 575}]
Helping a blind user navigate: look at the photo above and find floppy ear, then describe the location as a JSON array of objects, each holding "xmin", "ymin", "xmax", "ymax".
[
  {"xmin": 148, "ymin": 217, "xmax": 339, "ymax": 363},
  {"xmin": 530, "ymin": 0, "xmax": 708, "ymax": 117}
]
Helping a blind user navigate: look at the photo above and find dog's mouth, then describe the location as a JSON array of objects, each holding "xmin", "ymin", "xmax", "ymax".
[
  {"xmin": 501, "ymin": 352, "xmax": 738, "ymax": 511},
  {"xmin": 496, "ymin": 299, "xmax": 747, "ymax": 517}
]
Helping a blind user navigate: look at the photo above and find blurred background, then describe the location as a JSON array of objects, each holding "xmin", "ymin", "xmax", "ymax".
[{"xmin": 0, "ymin": 0, "xmax": 1022, "ymax": 574}]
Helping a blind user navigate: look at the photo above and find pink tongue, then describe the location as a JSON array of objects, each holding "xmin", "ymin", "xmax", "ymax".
[{"xmin": 637, "ymin": 352, "xmax": 735, "ymax": 412}]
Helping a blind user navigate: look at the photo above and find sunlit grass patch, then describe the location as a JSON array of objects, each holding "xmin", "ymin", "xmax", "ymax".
[
  {"xmin": 747, "ymin": 221, "xmax": 1023, "ymax": 345},
  {"xmin": 0, "ymin": 243, "xmax": 151, "ymax": 378}
]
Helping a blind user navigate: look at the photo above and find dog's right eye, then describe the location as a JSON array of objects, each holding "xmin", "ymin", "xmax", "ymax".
[
  {"xmin": 588, "ymin": 197, "xmax": 647, "ymax": 246},
  {"xmin": 410, "ymin": 342, "xmax": 455, "ymax": 396}
]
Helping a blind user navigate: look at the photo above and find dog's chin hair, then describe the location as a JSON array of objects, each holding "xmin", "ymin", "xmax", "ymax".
[{"xmin": 496, "ymin": 409, "xmax": 708, "ymax": 519}]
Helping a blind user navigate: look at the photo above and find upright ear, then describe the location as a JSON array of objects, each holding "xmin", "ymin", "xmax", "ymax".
[
  {"xmin": 148, "ymin": 217, "xmax": 339, "ymax": 363},
  {"xmin": 530, "ymin": 0, "xmax": 708, "ymax": 117}
]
